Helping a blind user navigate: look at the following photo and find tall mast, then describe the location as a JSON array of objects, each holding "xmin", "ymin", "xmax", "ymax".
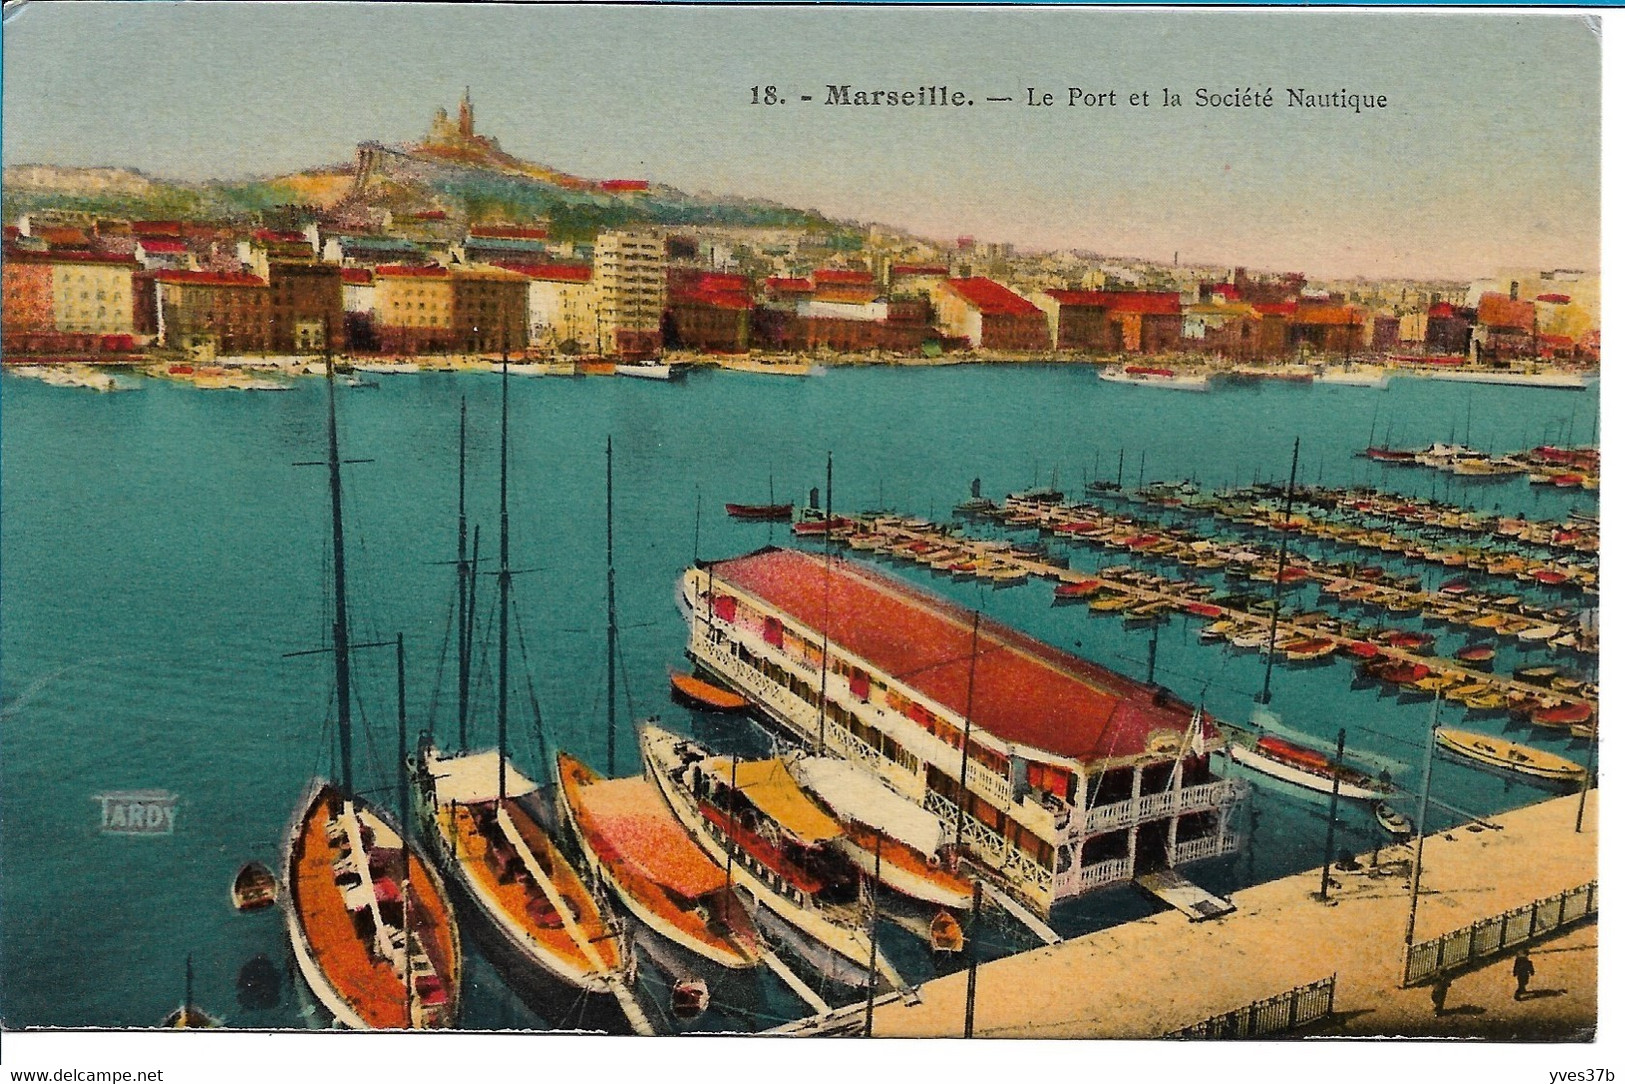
[
  {"xmin": 456, "ymin": 398, "xmax": 471, "ymax": 749},
  {"xmin": 953, "ymin": 612, "xmax": 982, "ymax": 853},
  {"xmin": 606, "ymin": 434, "xmax": 618, "ymax": 777},
  {"xmin": 817, "ymin": 451, "xmax": 832, "ymax": 756},
  {"xmin": 1256, "ymin": 437, "xmax": 1300, "ymax": 705},
  {"xmin": 497, "ymin": 354, "xmax": 511, "ymax": 802},
  {"xmin": 324, "ymin": 358, "xmax": 355, "ymax": 791}
]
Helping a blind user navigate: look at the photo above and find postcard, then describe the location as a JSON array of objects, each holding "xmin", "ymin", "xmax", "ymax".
[{"xmin": 0, "ymin": 1, "xmax": 1604, "ymax": 1076}]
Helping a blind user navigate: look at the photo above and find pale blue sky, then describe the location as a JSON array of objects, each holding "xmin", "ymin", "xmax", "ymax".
[{"xmin": 1, "ymin": 4, "xmax": 1602, "ymax": 279}]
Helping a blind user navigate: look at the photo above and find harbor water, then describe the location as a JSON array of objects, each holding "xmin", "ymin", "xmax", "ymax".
[{"xmin": 0, "ymin": 365, "xmax": 1598, "ymax": 1031}]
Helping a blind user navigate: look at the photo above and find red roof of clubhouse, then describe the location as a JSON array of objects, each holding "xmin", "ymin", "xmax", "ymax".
[{"xmin": 709, "ymin": 547, "xmax": 1208, "ymax": 761}]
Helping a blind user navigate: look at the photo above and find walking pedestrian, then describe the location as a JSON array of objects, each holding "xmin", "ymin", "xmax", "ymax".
[
  {"xmin": 1513, "ymin": 949, "xmax": 1535, "ymax": 1000},
  {"xmin": 1431, "ymin": 973, "xmax": 1452, "ymax": 1016}
]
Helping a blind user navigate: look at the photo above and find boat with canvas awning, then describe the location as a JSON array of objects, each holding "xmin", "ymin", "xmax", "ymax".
[
  {"xmin": 557, "ymin": 752, "xmax": 761, "ymax": 970},
  {"xmin": 787, "ymin": 756, "xmax": 973, "ymax": 910},
  {"xmin": 1227, "ymin": 735, "xmax": 1390, "ymax": 801},
  {"xmin": 641, "ymin": 723, "xmax": 894, "ymax": 986}
]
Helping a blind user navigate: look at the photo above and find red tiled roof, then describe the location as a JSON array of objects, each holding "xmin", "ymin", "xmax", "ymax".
[
  {"xmin": 1046, "ymin": 290, "xmax": 1181, "ymax": 316},
  {"xmin": 152, "ymin": 270, "xmax": 265, "ymax": 287},
  {"xmin": 253, "ymin": 229, "xmax": 307, "ymax": 243},
  {"xmin": 405, "ymin": 210, "xmax": 448, "ymax": 220},
  {"xmin": 944, "ymin": 277, "xmax": 1041, "ymax": 317},
  {"xmin": 891, "ymin": 265, "xmax": 947, "ymax": 277},
  {"xmin": 814, "ymin": 283, "xmax": 882, "ymax": 305},
  {"xmin": 339, "ymin": 268, "xmax": 374, "ymax": 285},
  {"xmin": 2, "ymin": 227, "xmax": 19, "ymax": 240},
  {"xmin": 131, "ymin": 221, "xmax": 184, "ymax": 237},
  {"xmin": 1427, "ymin": 302, "xmax": 1458, "ymax": 319},
  {"xmin": 1208, "ymin": 283, "xmax": 1241, "ymax": 301},
  {"xmin": 1475, "ymin": 293, "xmax": 1535, "ymax": 331},
  {"xmin": 137, "ymin": 239, "xmax": 189, "ymax": 254},
  {"xmin": 5, "ymin": 248, "xmax": 138, "ymax": 267},
  {"xmin": 813, "ymin": 269, "xmax": 874, "ymax": 286},
  {"xmin": 599, "ymin": 179, "xmax": 649, "ymax": 193},
  {"xmin": 711, "ymin": 548, "xmax": 1208, "ymax": 762},
  {"xmin": 374, "ymin": 264, "xmax": 450, "ymax": 278},
  {"xmin": 765, "ymin": 277, "xmax": 814, "ymax": 294},
  {"xmin": 1535, "ymin": 293, "xmax": 1571, "ymax": 305},
  {"xmin": 491, "ymin": 261, "xmax": 592, "ymax": 283}
]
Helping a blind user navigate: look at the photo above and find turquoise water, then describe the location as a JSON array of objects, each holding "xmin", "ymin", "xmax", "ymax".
[{"xmin": 0, "ymin": 366, "xmax": 1598, "ymax": 1031}]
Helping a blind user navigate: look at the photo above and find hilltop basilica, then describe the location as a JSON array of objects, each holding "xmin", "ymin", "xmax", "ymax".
[{"xmin": 421, "ymin": 89, "xmax": 501, "ymax": 155}]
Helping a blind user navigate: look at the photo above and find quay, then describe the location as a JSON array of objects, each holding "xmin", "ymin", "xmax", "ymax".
[
  {"xmin": 783, "ymin": 792, "xmax": 1596, "ymax": 1038},
  {"xmin": 842, "ymin": 515, "xmax": 1597, "ymax": 713}
]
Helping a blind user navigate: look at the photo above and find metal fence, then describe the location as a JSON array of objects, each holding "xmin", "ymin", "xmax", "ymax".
[
  {"xmin": 1167, "ymin": 975, "xmax": 1337, "ymax": 1039},
  {"xmin": 1403, "ymin": 881, "xmax": 1598, "ymax": 986}
]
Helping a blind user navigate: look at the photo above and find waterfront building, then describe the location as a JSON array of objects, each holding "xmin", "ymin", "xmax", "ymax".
[
  {"xmin": 267, "ymin": 261, "xmax": 343, "ymax": 353},
  {"xmin": 1290, "ymin": 303, "xmax": 1366, "ymax": 356},
  {"xmin": 493, "ymin": 262, "xmax": 595, "ymax": 351},
  {"xmin": 1, "ymin": 251, "xmax": 57, "ymax": 344},
  {"xmin": 933, "ymin": 277, "xmax": 1049, "ymax": 351},
  {"xmin": 373, "ymin": 264, "xmax": 455, "ymax": 354},
  {"xmin": 339, "ymin": 268, "xmax": 378, "ymax": 352},
  {"xmin": 1037, "ymin": 289, "xmax": 1182, "ymax": 354},
  {"xmin": 1037, "ymin": 290, "xmax": 1113, "ymax": 352},
  {"xmin": 1473, "ymin": 290, "xmax": 1537, "ymax": 364},
  {"xmin": 153, "ymin": 270, "xmax": 272, "ymax": 357},
  {"xmin": 679, "ymin": 548, "xmax": 1246, "ymax": 913},
  {"xmin": 592, "ymin": 229, "xmax": 666, "ymax": 357},
  {"xmin": 665, "ymin": 269, "xmax": 752, "ymax": 352},
  {"xmin": 450, "ymin": 267, "xmax": 529, "ymax": 354},
  {"xmin": 1425, "ymin": 301, "xmax": 1472, "ymax": 356}
]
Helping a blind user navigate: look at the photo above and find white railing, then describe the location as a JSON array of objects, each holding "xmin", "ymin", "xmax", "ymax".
[
  {"xmin": 1072, "ymin": 857, "xmax": 1133, "ymax": 892},
  {"xmin": 1081, "ymin": 778, "xmax": 1248, "ymax": 835},
  {"xmin": 1171, "ymin": 830, "xmax": 1241, "ymax": 866},
  {"xmin": 922, "ymin": 789, "xmax": 1054, "ymax": 898}
]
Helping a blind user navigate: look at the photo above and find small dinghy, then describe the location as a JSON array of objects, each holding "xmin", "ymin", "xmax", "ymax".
[
  {"xmin": 670, "ymin": 670, "xmax": 749, "ymax": 713},
  {"xmin": 671, "ymin": 978, "xmax": 711, "ymax": 1019},
  {"xmin": 1373, "ymin": 800, "xmax": 1414, "ymax": 837},
  {"xmin": 231, "ymin": 861, "xmax": 278, "ymax": 912}
]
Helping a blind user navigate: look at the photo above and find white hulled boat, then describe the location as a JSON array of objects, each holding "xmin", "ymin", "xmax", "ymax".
[
  {"xmin": 641, "ymin": 723, "xmax": 901, "ymax": 988},
  {"xmin": 1098, "ymin": 364, "xmax": 1211, "ymax": 391}
]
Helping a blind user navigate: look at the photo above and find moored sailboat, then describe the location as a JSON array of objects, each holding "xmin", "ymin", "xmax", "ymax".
[
  {"xmin": 411, "ymin": 360, "xmax": 635, "ymax": 1005},
  {"xmin": 281, "ymin": 362, "xmax": 462, "ymax": 1031}
]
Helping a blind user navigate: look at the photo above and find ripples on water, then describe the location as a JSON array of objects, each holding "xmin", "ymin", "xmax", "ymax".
[{"xmin": 0, "ymin": 366, "xmax": 1598, "ymax": 1030}]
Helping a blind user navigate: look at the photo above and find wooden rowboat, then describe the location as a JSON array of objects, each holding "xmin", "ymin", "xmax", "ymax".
[
  {"xmin": 670, "ymin": 670, "xmax": 749, "ymax": 713},
  {"xmin": 725, "ymin": 502, "xmax": 793, "ymax": 521},
  {"xmin": 232, "ymin": 861, "xmax": 279, "ymax": 912},
  {"xmin": 1435, "ymin": 728, "xmax": 1585, "ymax": 783}
]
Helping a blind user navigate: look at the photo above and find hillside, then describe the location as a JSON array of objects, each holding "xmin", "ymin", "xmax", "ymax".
[{"xmin": 2, "ymin": 143, "xmax": 845, "ymax": 242}]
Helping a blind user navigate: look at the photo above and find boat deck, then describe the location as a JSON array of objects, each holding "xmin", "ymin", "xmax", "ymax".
[
  {"xmin": 439, "ymin": 799, "xmax": 622, "ymax": 979},
  {"xmin": 291, "ymin": 789, "xmax": 458, "ymax": 1028}
]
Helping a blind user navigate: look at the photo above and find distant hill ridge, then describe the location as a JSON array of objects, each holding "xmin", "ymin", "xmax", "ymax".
[{"xmin": 2, "ymin": 93, "xmax": 836, "ymax": 239}]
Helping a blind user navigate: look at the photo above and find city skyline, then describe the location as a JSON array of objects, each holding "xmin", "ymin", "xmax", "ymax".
[{"xmin": 1, "ymin": 4, "xmax": 1602, "ymax": 280}]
